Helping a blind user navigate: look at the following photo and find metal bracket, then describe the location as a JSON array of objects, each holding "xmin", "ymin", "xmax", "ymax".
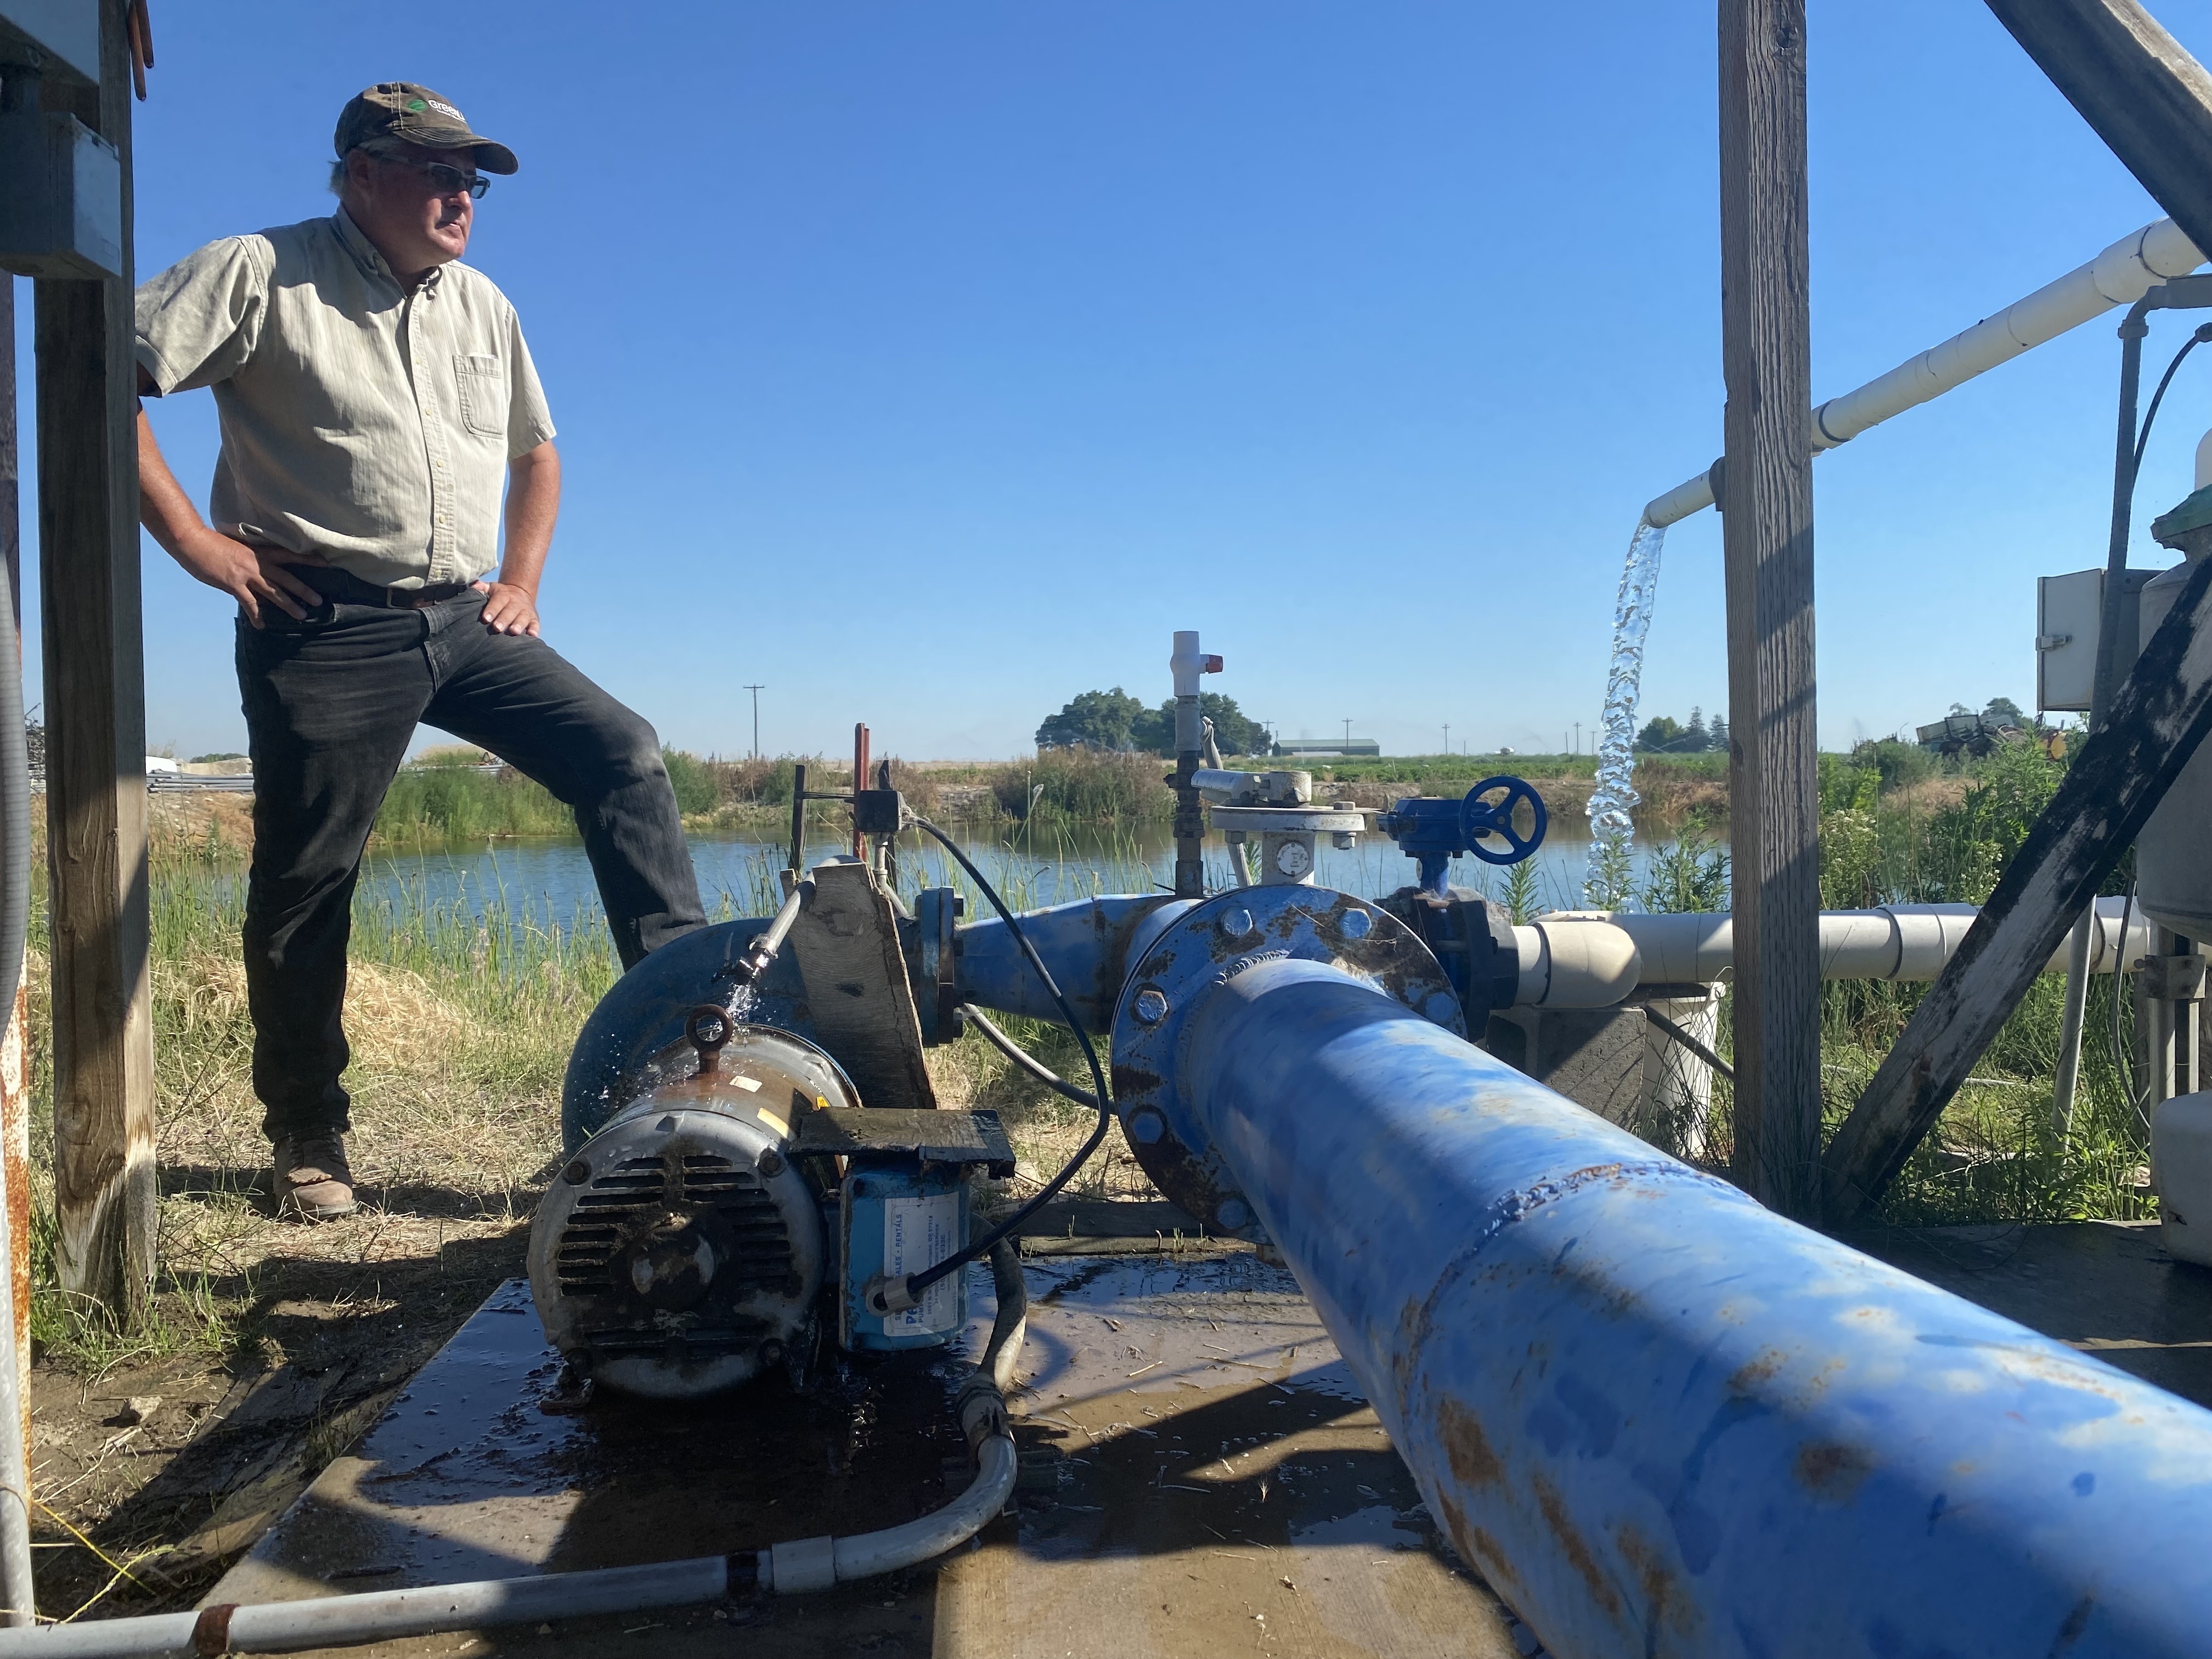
[
  {"xmin": 2138, "ymin": 953, "xmax": 2208, "ymax": 1002},
  {"xmin": 793, "ymin": 1107, "xmax": 1016, "ymax": 1178}
]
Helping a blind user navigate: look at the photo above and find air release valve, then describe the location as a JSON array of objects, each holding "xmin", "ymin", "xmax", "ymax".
[{"xmin": 1378, "ymin": 777, "xmax": 1547, "ymax": 895}]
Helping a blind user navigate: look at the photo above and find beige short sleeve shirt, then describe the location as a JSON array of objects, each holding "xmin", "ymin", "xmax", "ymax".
[{"xmin": 134, "ymin": 207, "xmax": 556, "ymax": 589}]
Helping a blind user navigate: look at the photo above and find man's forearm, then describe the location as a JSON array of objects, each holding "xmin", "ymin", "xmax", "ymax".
[
  {"xmin": 499, "ymin": 442, "xmax": 561, "ymax": 592},
  {"xmin": 137, "ymin": 407, "xmax": 211, "ymax": 558}
]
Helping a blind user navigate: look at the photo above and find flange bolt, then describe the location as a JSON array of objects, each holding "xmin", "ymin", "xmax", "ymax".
[
  {"xmin": 1127, "ymin": 1110, "xmax": 1167, "ymax": 1144},
  {"xmin": 1133, "ymin": 988, "xmax": 1170, "ymax": 1025},
  {"xmin": 1219, "ymin": 908, "xmax": 1255, "ymax": 940},
  {"xmin": 1217, "ymin": 1198, "xmax": 1252, "ymax": 1231},
  {"xmin": 1340, "ymin": 909, "xmax": 1372, "ymax": 940}
]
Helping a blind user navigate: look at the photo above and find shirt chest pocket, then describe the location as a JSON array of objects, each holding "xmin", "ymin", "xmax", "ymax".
[{"xmin": 453, "ymin": 353, "xmax": 506, "ymax": 442}]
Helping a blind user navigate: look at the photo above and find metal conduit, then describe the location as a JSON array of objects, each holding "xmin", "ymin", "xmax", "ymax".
[{"xmin": 1180, "ymin": 955, "xmax": 2212, "ymax": 1658}]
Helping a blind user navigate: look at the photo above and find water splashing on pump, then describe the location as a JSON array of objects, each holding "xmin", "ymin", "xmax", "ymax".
[{"xmin": 1584, "ymin": 517, "xmax": 1667, "ymax": 906}]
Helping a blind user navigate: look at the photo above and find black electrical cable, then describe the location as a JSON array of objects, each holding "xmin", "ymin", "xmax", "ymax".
[
  {"xmin": 2134, "ymin": 324, "xmax": 2212, "ymax": 474},
  {"xmin": 894, "ymin": 815, "xmax": 1114, "ymax": 1301}
]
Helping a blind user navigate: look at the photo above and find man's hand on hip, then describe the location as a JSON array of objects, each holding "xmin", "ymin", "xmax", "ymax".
[
  {"xmin": 173, "ymin": 527, "xmax": 328, "ymax": 628},
  {"xmin": 474, "ymin": 580, "xmax": 541, "ymax": 637}
]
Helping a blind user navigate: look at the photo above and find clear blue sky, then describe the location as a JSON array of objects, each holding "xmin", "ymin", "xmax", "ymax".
[{"xmin": 14, "ymin": 0, "xmax": 2212, "ymax": 761}]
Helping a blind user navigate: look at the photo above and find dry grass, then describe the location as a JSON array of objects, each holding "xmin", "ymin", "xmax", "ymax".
[{"xmin": 926, "ymin": 1017, "xmax": 1160, "ymax": 1206}]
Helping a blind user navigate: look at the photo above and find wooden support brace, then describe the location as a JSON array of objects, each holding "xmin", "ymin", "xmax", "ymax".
[
  {"xmin": 33, "ymin": 0, "xmax": 155, "ymax": 1319},
  {"xmin": 1983, "ymin": 0, "xmax": 2212, "ymax": 263},
  {"xmin": 1719, "ymin": 0, "xmax": 1822, "ymax": 1217},
  {"xmin": 1822, "ymin": 554, "xmax": 2212, "ymax": 1222}
]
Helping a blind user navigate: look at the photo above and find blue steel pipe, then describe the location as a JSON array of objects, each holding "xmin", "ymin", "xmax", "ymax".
[
  {"xmin": 954, "ymin": 895, "xmax": 1190, "ymax": 1032},
  {"xmin": 1179, "ymin": 956, "xmax": 2212, "ymax": 1658}
]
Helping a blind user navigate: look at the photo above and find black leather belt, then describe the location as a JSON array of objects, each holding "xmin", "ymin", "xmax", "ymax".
[{"xmin": 299, "ymin": 567, "xmax": 477, "ymax": 610}]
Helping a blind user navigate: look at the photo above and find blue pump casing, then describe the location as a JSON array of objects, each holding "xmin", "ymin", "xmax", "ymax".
[{"xmin": 838, "ymin": 1160, "xmax": 970, "ymax": 1351}]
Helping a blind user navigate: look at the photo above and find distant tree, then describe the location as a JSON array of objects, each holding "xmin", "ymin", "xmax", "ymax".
[
  {"xmin": 1133, "ymin": 693, "xmax": 1265, "ymax": 757},
  {"xmin": 1707, "ymin": 712, "xmax": 1729, "ymax": 753},
  {"xmin": 1036, "ymin": 687, "xmax": 1149, "ymax": 751},
  {"xmin": 1983, "ymin": 696, "xmax": 2028, "ymax": 729},
  {"xmin": 1684, "ymin": 708, "xmax": 1709, "ymax": 752},
  {"xmin": 1635, "ymin": 715, "xmax": 1685, "ymax": 753},
  {"xmin": 190, "ymin": 752, "xmax": 246, "ymax": 763}
]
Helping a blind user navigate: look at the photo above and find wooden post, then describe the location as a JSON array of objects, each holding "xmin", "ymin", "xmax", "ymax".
[
  {"xmin": 33, "ymin": 0, "xmax": 155, "ymax": 1319},
  {"xmin": 1718, "ymin": 0, "xmax": 1822, "ymax": 1218},
  {"xmin": 1824, "ymin": 555, "xmax": 2212, "ymax": 1220}
]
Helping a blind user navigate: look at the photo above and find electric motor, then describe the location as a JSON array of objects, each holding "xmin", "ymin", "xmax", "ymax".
[{"xmin": 528, "ymin": 1022, "xmax": 857, "ymax": 1399}]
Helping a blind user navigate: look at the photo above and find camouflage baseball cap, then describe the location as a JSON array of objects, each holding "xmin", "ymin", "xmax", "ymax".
[{"xmin": 334, "ymin": 83, "xmax": 518, "ymax": 174}]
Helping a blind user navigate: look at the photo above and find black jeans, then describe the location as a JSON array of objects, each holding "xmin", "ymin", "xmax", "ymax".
[{"xmin": 237, "ymin": 583, "xmax": 707, "ymax": 1144}]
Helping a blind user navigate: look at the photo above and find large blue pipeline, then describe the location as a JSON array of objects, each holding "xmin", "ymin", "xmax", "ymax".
[
  {"xmin": 1176, "ymin": 948, "xmax": 2212, "ymax": 1658},
  {"xmin": 956, "ymin": 865, "xmax": 2212, "ymax": 1659}
]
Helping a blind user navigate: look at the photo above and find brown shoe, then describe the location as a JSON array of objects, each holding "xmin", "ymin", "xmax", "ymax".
[{"xmin": 274, "ymin": 1135, "xmax": 357, "ymax": 1221}]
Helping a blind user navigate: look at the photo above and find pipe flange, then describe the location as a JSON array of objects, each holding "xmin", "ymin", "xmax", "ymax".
[{"xmin": 1110, "ymin": 887, "xmax": 1462, "ymax": 1239}]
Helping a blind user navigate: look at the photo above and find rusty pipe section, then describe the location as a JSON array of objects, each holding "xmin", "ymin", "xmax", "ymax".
[{"xmin": 1178, "ymin": 956, "xmax": 2212, "ymax": 1658}]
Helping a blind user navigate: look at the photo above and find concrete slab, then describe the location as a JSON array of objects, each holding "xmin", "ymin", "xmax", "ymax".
[
  {"xmin": 1845, "ymin": 1219, "xmax": 2212, "ymax": 1408},
  {"xmin": 207, "ymin": 1259, "xmax": 1519, "ymax": 1658}
]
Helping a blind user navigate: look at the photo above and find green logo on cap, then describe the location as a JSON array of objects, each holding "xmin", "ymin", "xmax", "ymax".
[{"xmin": 405, "ymin": 97, "xmax": 426, "ymax": 112}]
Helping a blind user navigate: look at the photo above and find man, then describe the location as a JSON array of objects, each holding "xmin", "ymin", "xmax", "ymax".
[{"xmin": 134, "ymin": 83, "xmax": 707, "ymax": 1220}]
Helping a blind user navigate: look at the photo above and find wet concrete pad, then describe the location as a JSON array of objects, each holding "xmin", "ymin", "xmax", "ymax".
[{"xmin": 208, "ymin": 1259, "xmax": 1516, "ymax": 1658}]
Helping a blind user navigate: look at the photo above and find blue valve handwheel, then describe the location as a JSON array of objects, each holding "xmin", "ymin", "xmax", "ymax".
[{"xmin": 1460, "ymin": 777, "xmax": 1547, "ymax": 866}]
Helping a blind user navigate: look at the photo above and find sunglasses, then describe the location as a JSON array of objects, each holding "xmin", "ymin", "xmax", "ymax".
[{"xmin": 375, "ymin": 154, "xmax": 490, "ymax": 200}]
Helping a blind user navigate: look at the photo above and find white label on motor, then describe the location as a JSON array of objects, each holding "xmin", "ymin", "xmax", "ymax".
[{"xmin": 883, "ymin": 1193, "xmax": 960, "ymax": 1334}]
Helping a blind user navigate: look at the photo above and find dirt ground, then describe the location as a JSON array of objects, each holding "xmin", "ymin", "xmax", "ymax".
[{"xmin": 27, "ymin": 1178, "xmax": 537, "ymax": 1620}]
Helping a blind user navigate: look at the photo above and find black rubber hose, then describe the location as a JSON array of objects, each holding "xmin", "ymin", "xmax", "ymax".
[
  {"xmin": 897, "ymin": 816, "xmax": 1113, "ymax": 1299},
  {"xmin": 2134, "ymin": 324, "xmax": 2212, "ymax": 473},
  {"xmin": 961, "ymin": 1003, "xmax": 1101, "ymax": 1109}
]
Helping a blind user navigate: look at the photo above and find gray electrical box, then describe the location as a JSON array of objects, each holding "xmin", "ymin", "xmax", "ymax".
[
  {"xmin": 0, "ymin": 105, "xmax": 121, "ymax": 279},
  {"xmin": 0, "ymin": 0, "xmax": 100, "ymax": 86},
  {"xmin": 2036, "ymin": 567, "xmax": 2158, "ymax": 712}
]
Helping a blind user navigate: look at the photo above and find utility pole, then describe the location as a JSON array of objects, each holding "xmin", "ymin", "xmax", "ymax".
[
  {"xmin": 743, "ymin": 683, "xmax": 765, "ymax": 760},
  {"xmin": 1721, "ymin": 0, "xmax": 1821, "ymax": 1219},
  {"xmin": 1443, "ymin": 722, "xmax": 1450, "ymax": 756},
  {"xmin": 1574, "ymin": 720, "xmax": 1582, "ymax": 755},
  {"xmin": 1342, "ymin": 718, "xmax": 1354, "ymax": 751}
]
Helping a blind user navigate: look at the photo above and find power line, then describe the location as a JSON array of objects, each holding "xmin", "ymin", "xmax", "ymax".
[{"xmin": 743, "ymin": 684, "xmax": 766, "ymax": 759}]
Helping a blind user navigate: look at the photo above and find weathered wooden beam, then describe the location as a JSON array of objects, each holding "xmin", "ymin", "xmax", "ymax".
[
  {"xmin": 1718, "ymin": 0, "xmax": 1822, "ymax": 1217},
  {"xmin": 1983, "ymin": 0, "xmax": 2212, "ymax": 264},
  {"xmin": 1822, "ymin": 553, "xmax": 2212, "ymax": 1222},
  {"xmin": 32, "ymin": 0, "xmax": 154, "ymax": 1318}
]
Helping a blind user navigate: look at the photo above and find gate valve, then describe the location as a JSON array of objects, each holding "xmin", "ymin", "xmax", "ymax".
[{"xmin": 1378, "ymin": 776, "xmax": 1548, "ymax": 895}]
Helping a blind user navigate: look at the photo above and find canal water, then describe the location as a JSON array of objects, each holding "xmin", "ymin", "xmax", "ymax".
[{"xmin": 354, "ymin": 817, "xmax": 1664, "ymax": 929}]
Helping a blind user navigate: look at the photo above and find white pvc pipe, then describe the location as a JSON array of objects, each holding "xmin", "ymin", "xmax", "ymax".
[
  {"xmin": 1641, "ymin": 218, "xmax": 2205, "ymax": 528},
  {"xmin": 1516, "ymin": 897, "xmax": 2155, "ymax": 1002}
]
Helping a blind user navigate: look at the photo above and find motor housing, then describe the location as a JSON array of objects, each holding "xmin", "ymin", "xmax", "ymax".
[{"xmin": 528, "ymin": 1023, "xmax": 856, "ymax": 1399}]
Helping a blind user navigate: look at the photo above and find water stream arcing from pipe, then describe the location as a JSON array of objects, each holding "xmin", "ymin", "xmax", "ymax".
[{"xmin": 1584, "ymin": 518, "xmax": 1666, "ymax": 907}]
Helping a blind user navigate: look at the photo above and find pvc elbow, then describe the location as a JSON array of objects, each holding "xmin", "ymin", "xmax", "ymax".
[{"xmin": 1515, "ymin": 920, "xmax": 1641, "ymax": 1008}]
